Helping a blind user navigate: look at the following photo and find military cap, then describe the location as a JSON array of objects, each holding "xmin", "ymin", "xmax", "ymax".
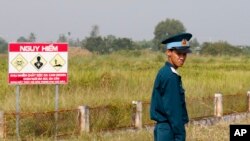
[{"xmin": 162, "ymin": 32, "xmax": 192, "ymax": 53}]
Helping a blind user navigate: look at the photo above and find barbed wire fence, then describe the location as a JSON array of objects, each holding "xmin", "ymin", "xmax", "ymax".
[{"xmin": 0, "ymin": 92, "xmax": 249, "ymax": 140}]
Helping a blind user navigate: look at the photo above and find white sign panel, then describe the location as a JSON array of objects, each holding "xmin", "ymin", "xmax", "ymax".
[{"xmin": 8, "ymin": 43, "xmax": 68, "ymax": 84}]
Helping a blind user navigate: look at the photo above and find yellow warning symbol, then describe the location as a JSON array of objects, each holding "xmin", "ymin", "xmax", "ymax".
[
  {"xmin": 11, "ymin": 54, "xmax": 28, "ymax": 71},
  {"xmin": 30, "ymin": 54, "xmax": 47, "ymax": 71},
  {"xmin": 50, "ymin": 54, "xmax": 65, "ymax": 71}
]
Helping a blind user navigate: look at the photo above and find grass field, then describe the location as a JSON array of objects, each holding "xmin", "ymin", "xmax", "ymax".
[
  {"xmin": 19, "ymin": 117, "xmax": 250, "ymax": 141},
  {"xmin": 1, "ymin": 49, "xmax": 250, "ymax": 111},
  {"xmin": 79, "ymin": 117, "xmax": 250, "ymax": 141},
  {"xmin": 1, "ymin": 48, "xmax": 250, "ymax": 139}
]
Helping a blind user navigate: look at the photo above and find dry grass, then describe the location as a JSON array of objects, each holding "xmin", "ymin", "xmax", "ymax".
[
  {"xmin": 2, "ymin": 50, "xmax": 250, "ymax": 139},
  {"xmin": 69, "ymin": 47, "xmax": 92, "ymax": 57},
  {"xmin": 29, "ymin": 118, "xmax": 250, "ymax": 141}
]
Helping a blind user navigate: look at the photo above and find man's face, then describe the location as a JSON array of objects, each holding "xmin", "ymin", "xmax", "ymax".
[{"xmin": 166, "ymin": 50, "xmax": 187, "ymax": 69}]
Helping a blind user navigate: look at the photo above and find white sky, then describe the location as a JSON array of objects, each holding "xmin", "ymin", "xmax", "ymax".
[{"xmin": 0, "ymin": 0, "xmax": 250, "ymax": 45}]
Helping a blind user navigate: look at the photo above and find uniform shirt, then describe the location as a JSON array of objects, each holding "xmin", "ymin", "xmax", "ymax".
[{"xmin": 150, "ymin": 62, "xmax": 189, "ymax": 138}]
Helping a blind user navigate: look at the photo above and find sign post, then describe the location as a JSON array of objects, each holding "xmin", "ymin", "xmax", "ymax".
[
  {"xmin": 16, "ymin": 85, "xmax": 20, "ymax": 140},
  {"xmin": 8, "ymin": 43, "xmax": 68, "ymax": 140},
  {"xmin": 55, "ymin": 84, "xmax": 59, "ymax": 140}
]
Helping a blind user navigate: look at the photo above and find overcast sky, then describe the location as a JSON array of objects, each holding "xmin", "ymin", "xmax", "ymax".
[{"xmin": 0, "ymin": 0, "xmax": 250, "ymax": 45}]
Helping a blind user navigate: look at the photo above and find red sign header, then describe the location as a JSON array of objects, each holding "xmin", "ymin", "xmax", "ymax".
[{"xmin": 9, "ymin": 43, "xmax": 68, "ymax": 52}]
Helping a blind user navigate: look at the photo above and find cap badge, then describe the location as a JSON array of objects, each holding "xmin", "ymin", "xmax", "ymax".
[{"xmin": 181, "ymin": 39, "xmax": 188, "ymax": 47}]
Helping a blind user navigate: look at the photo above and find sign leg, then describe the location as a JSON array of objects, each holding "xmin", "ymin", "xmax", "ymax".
[
  {"xmin": 54, "ymin": 84, "xmax": 59, "ymax": 140},
  {"xmin": 16, "ymin": 85, "xmax": 20, "ymax": 140}
]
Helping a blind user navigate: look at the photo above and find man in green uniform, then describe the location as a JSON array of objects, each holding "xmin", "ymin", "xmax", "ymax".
[{"xmin": 150, "ymin": 33, "xmax": 192, "ymax": 141}]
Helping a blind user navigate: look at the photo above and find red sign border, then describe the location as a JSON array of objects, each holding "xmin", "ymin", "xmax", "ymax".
[{"xmin": 8, "ymin": 42, "xmax": 68, "ymax": 85}]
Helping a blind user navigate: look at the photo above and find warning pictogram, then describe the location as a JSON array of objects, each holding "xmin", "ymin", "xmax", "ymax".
[
  {"xmin": 30, "ymin": 54, "xmax": 47, "ymax": 71},
  {"xmin": 11, "ymin": 54, "xmax": 28, "ymax": 71},
  {"xmin": 50, "ymin": 54, "xmax": 65, "ymax": 71}
]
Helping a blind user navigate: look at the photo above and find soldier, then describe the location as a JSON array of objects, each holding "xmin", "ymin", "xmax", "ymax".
[{"xmin": 150, "ymin": 33, "xmax": 192, "ymax": 141}]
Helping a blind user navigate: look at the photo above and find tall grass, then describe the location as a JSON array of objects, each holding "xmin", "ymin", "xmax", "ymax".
[
  {"xmin": 22, "ymin": 118, "xmax": 250, "ymax": 141},
  {"xmin": 1, "ymin": 50, "xmax": 250, "ymax": 139},
  {"xmin": 1, "ymin": 51, "xmax": 250, "ymax": 111},
  {"xmin": 183, "ymin": 55, "xmax": 250, "ymax": 98}
]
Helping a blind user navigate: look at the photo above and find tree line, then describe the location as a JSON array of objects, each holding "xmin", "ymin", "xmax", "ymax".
[{"xmin": 1, "ymin": 18, "xmax": 250, "ymax": 56}]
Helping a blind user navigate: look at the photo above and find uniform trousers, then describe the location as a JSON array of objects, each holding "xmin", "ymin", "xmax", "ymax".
[{"xmin": 154, "ymin": 122, "xmax": 174, "ymax": 141}]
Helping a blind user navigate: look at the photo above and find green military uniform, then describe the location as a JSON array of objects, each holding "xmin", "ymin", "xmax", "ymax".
[{"xmin": 150, "ymin": 62, "xmax": 189, "ymax": 141}]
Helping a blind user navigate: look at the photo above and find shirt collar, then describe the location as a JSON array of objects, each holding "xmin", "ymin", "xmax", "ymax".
[{"xmin": 166, "ymin": 62, "xmax": 179, "ymax": 75}]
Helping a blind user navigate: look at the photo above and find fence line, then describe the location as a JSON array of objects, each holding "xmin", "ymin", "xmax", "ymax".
[
  {"xmin": 214, "ymin": 93, "xmax": 223, "ymax": 117},
  {"xmin": 248, "ymin": 91, "xmax": 250, "ymax": 112},
  {"xmin": 0, "ymin": 91, "xmax": 250, "ymax": 139},
  {"xmin": 78, "ymin": 105, "xmax": 90, "ymax": 133}
]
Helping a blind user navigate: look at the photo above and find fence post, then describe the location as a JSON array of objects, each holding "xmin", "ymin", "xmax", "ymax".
[
  {"xmin": 214, "ymin": 93, "xmax": 223, "ymax": 117},
  {"xmin": 0, "ymin": 111, "xmax": 4, "ymax": 139},
  {"xmin": 78, "ymin": 105, "xmax": 90, "ymax": 133},
  {"xmin": 247, "ymin": 91, "xmax": 250, "ymax": 112},
  {"xmin": 132, "ymin": 101, "xmax": 142, "ymax": 129}
]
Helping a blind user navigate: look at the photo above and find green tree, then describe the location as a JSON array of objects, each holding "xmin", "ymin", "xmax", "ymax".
[
  {"xmin": 153, "ymin": 18, "xmax": 186, "ymax": 51},
  {"xmin": 17, "ymin": 36, "xmax": 29, "ymax": 42},
  {"xmin": 112, "ymin": 38, "xmax": 134, "ymax": 51},
  {"xmin": 200, "ymin": 41, "xmax": 242, "ymax": 56},
  {"xmin": 16, "ymin": 33, "xmax": 36, "ymax": 42},
  {"xmin": 90, "ymin": 25, "xmax": 99, "ymax": 38},
  {"xmin": 28, "ymin": 32, "xmax": 36, "ymax": 42},
  {"xmin": 134, "ymin": 40, "xmax": 154, "ymax": 50},
  {"xmin": 103, "ymin": 35, "xmax": 116, "ymax": 53},
  {"xmin": 190, "ymin": 38, "xmax": 201, "ymax": 53},
  {"xmin": 82, "ymin": 25, "xmax": 136, "ymax": 54},
  {"xmin": 81, "ymin": 25, "xmax": 102, "ymax": 52},
  {"xmin": 75, "ymin": 38, "xmax": 81, "ymax": 47},
  {"xmin": 84, "ymin": 36, "xmax": 104, "ymax": 53},
  {"xmin": 83, "ymin": 35, "xmax": 135, "ymax": 54},
  {"xmin": 190, "ymin": 38, "xmax": 200, "ymax": 48},
  {"xmin": 241, "ymin": 46, "xmax": 250, "ymax": 56},
  {"xmin": 57, "ymin": 34, "xmax": 67, "ymax": 42},
  {"xmin": 0, "ymin": 37, "xmax": 7, "ymax": 53}
]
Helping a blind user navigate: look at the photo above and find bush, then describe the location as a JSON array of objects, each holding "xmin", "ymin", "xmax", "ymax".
[
  {"xmin": 0, "ymin": 37, "xmax": 7, "ymax": 53},
  {"xmin": 200, "ymin": 41, "xmax": 242, "ymax": 56}
]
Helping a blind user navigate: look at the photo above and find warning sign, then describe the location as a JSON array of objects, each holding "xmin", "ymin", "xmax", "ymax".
[
  {"xmin": 11, "ymin": 54, "xmax": 28, "ymax": 71},
  {"xmin": 8, "ymin": 43, "xmax": 68, "ymax": 85},
  {"xmin": 31, "ymin": 54, "xmax": 47, "ymax": 71},
  {"xmin": 50, "ymin": 54, "xmax": 65, "ymax": 71}
]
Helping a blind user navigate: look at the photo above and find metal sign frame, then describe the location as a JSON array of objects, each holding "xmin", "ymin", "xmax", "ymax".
[{"xmin": 9, "ymin": 43, "xmax": 68, "ymax": 140}]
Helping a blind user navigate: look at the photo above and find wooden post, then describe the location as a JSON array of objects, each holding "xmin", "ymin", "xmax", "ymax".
[
  {"xmin": 214, "ymin": 93, "xmax": 223, "ymax": 117},
  {"xmin": 132, "ymin": 101, "xmax": 142, "ymax": 129},
  {"xmin": 0, "ymin": 111, "xmax": 4, "ymax": 139},
  {"xmin": 78, "ymin": 105, "xmax": 90, "ymax": 133},
  {"xmin": 247, "ymin": 91, "xmax": 250, "ymax": 112}
]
